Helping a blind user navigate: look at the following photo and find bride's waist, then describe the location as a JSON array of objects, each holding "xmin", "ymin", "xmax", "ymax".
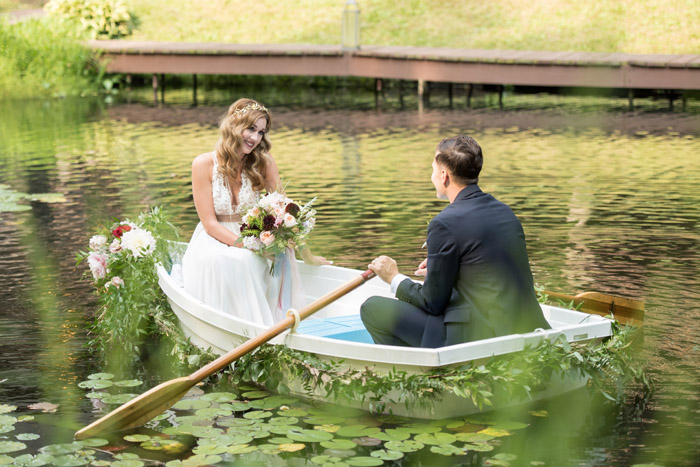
[{"xmin": 216, "ymin": 213, "xmax": 242, "ymax": 223}]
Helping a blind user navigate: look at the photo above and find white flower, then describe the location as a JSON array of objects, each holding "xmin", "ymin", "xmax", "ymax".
[
  {"xmin": 283, "ymin": 213, "xmax": 297, "ymax": 228},
  {"xmin": 242, "ymin": 236, "xmax": 263, "ymax": 251},
  {"xmin": 87, "ymin": 251, "xmax": 108, "ymax": 280},
  {"xmin": 120, "ymin": 228, "xmax": 156, "ymax": 258},
  {"xmin": 89, "ymin": 235, "xmax": 107, "ymax": 251},
  {"xmin": 109, "ymin": 239, "xmax": 122, "ymax": 253}
]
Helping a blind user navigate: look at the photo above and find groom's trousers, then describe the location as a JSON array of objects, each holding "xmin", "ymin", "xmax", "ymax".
[{"xmin": 360, "ymin": 296, "xmax": 470, "ymax": 348}]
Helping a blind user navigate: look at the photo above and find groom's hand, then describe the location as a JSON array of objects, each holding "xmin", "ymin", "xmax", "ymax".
[
  {"xmin": 414, "ymin": 258, "xmax": 428, "ymax": 276},
  {"xmin": 369, "ymin": 255, "xmax": 399, "ymax": 284}
]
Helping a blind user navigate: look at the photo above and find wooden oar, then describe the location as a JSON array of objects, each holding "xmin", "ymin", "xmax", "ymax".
[
  {"xmin": 543, "ymin": 289, "xmax": 644, "ymax": 326},
  {"xmin": 75, "ymin": 269, "xmax": 376, "ymax": 440}
]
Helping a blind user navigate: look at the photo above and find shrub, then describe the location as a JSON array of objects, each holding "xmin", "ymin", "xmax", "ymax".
[
  {"xmin": 0, "ymin": 16, "xmax": 104, "ymax": 99},
  {"xmin": 44, "ymin": 0, "xmax": 135, "ymax": 39}
]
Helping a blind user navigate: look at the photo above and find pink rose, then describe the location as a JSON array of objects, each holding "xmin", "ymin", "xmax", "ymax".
[
  {"xmin": 106, "ymin": 276, "xmax": 124, "ymax": 289},
  {"xmin": 260, "ymin": 231, "xmax": 275, "ymax": 246},
  {"xmin": 109, "ymin": 239, "xmax": 122, "ymax": 253}
]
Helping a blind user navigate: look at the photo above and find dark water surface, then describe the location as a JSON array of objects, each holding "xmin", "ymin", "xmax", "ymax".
[{"xmin": 1, "ymin": 88, "xmax": 699, "ymax": 465}]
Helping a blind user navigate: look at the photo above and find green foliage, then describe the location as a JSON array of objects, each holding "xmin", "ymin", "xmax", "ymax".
[
  {"xmin": 44, "ymin": 0, "xmax": 135, "ymax": 39},
  {"xmin": 0, "ymin": 16, "xmax": 104, "ymax": 99},
  {"xmin": 230, "ymin": 324, "xmax": 650, "ymax": 414},
  {"xmin": 76, "ymin": 206, "xmax": 202, "ymax": 370}
]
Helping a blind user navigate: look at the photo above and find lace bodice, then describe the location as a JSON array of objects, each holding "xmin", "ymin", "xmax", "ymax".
[{"xmin": 212, "ymin": 153, "xmax": 260, "ymax": 216}]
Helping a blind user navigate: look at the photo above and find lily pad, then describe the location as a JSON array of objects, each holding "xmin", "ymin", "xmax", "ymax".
[
  {"xmin": 195, "ymin": 407, "xmax": 233, "ymax": 418},
  {"xmin": 345, "ymin": 457, "xmax": 383, "ymax": 466},
  {"xmin": 278, "ymin": 443, "xmax": 305, "ymax": 452},
  {"xmin": 370, "ymin": 449, "xmax": 404, "ymax": 460},
  {"xmin": 39, "ymin": 443, "xmax": 83, "ymax": 455},
  {"xmin": 227, "ymin": 444, "xmax": 257, "ymax": 454},
  {"xmin": 77, "ymin": 438, "xmax": 108, "ymax": 447},
  {"xmin": 249, "ymin": 395, "xmax": 298, "ymax": 409},
  {"xmin": 383, "ymin": 440, "xmax": 424, "ymax": 452},
  {"xmin": 218, "ymin": 417, "xmax": 254, "ymax": 427},
  {"xmin": 77, "ymin": 380, "xmax": 113, "ymax": 390},
  {"xmin": 177, "ymin": 425, "xmax": 224, "ymax": 438},
  {"xmin": 192, "ymin": 444, "xmax": 228, "ymax": 455},
  {"xmin": 140, "ymin": 439, "xmax": 186, "ymax": 452},
  {"xmin": 0, "ymin": 441, "xmax": 26, "ymax": 453},
  {"xmin": 113, "ymin": 379, "xmax": 143, "ymax": 388},
  {"xmin": 268, "ymin": 436, "xmax": 295, "ymax": 444},
  {"xmin": 479, "ymin": 427, "xmax": 511, "ymax": 437},
  {"xmin": 455, "ymin": 432, "xmax": 496, "ymax": 443},
  {"xmin": 430, "ymin": 444, "xmax": 466, "ymax": 456},
  {"xmin": 464, "ymin": 442, "xmax": 495, "ymax": 452},
  {"xmin": 110, "ymin": 461, "xmax": 143, "ymax": 467},
  {"xmin": 243, "ymin": 410, "xmax": 273, "ymax": 420},
  {"xmin": 0, "ymin": 416, "xmax": 16, "ymax": 426},
  {"xmin": 84, "ymin": 392, "xmax": 107, "ymax": 400},
  {"xmin": 256, "ymin": 443, "xmax": 281, "ymax": 454},
  {"xmin": 315, "ymin": 424, "xmax": 341, "ymax": 433},
  {"xmin": 166, "ymin": 454, "xmax": 222, "ymax": 467},
  {"xmin": 87, "ymin": 373, "xmax": 114, "ymax": 380},
  {"xmin": 336, "ymin": 425, "xmax": 380, "ymax": 438},
  {"xmin": 8, "ymin": 453, "xmax": 56, "ymax": 466},
  {"xmin": 269, "ymin": 416, "xmax": 298, "ymax": 425},
  {"xmin": 0, "ymin": 426, "xmax": 14, "ymax": 434},
  {"xmin": 172, "ymin": 399, "xmax": 211, "ymax": 411},
  {"xmin": 222, "ymin": 401, "xmax": 250, "ymax": 412},
  {"xmin": 400, "ymin": 423, "xmax": 440, "ymax": 434},
  {"xmin": 414, "ymin": 432, "xmax": 457, "ymax": 445},
  {"xmin": 102, "ymin": 394, "xmax": 138, "ymax": 404},
  {"xmin": 321, "ymin": 439, "xmax": 356, "ymax": 450},
  {"xmin": 240, "ymin": 390, "xmax": 269, "ymax": 399},
  {"xmin": 173, "ymin": 415, "xmax": 214, "ymax": 426},
  {"xmin": 287, "ymin": 429, "xmax": 334, "ymax": 443},
  {"xmin": 490, "ymin": 421, "xmax": 528, "ymax": 431},
  {"xmin": 200, "ymin": 392, "xmax": 238, "ymax": 402},
  {"xmin": 304, "ymin": 415, "xmax": 346, "ymax": 425},
  {"xmin": 123, "ymin": 434, "xmax": 151, "ymax": 443},
  {"xmin": 311, "ymin": 455, "xmax": 346, "ymax": 465},
  {"xmin": 201, "ymin": 433, "xmax": 253, "ymax": 446},
  {"xmin": 373, "ymin": 429, "xmax": 411, "ymax": 442},
  {"xmin": 0, "ymin": 405, "xmax": 17, "ymax": 414},
  {"xmin": 351, "ymin": 437, "xmax": 382, "ymax": 447},
  {"xmin": 268, "ymin": 424, "xmax": 300, "ymax": 435},
  {"xmin": 16, "ymin": 434, "xmax": 40, "ymax": 441}
]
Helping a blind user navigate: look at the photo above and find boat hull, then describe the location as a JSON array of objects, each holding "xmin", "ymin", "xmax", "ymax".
[{"xmin": 157, "ymin": 258, "xmax": 611, "ymax": 419}]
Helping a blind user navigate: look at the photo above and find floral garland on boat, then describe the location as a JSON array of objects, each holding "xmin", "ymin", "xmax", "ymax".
[{"xmin": 76, "ymin": 206, "xmax": 202, "ymax": 370}]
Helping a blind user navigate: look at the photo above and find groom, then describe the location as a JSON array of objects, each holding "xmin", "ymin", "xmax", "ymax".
[{"xmin": 361, "ymin": 135, "xmax": 550, "ymax": 348}]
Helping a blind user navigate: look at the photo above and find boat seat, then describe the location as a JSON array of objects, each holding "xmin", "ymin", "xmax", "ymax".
[{"xmin": 296, "ymin": 314, "xmax": 374, "ymax": 344}]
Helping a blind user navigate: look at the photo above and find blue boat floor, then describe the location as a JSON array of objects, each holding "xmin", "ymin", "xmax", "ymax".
[{"xmin": 296, "ymin": 314, "xmax": 374, "ymax": 344}]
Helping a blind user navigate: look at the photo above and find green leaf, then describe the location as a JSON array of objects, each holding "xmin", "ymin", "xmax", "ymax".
[
  {"xmin": 200, "ymin": 392, "xmax": 238, "ymax": 402},
  {"xmin": 0, "ymin": 406, "xmax": 17, "ymax": 414},
  {"xmin": 123, "ymin": 434, "xmax": 151, "ymax": 443},
  {"xmin": 226, "ymin": 444, "xmax": 257, "ymax": 454},
  {"xmin": 77, "ymin": 380, "xmax": 113, "ymax": 390},
  {"xmin": 102, "ymin": 394, "xmax": 138, "ymax": 404},
  {"xmin": 345, "ymin": 456, "xmax": 383, "ymax": 466},
  {"xmin": 373, "ymin": 429, "xmax": 411, "ymax": 442},
  {"xmin": 172, "ymin": 399, "xmax": 211, "ymax": 411},
  {"xmin": 321, "ymin": 439, "xmax": 357, "ymax": 450},
  {"xmin": 336, "ymin": 425, "xmax": 380, "ymax": 438},
  {"xmin": 0, "ymin": 440, "xmax": 27, "ymax": 454},
  {"xmin": 430, "ymin": 444, "xmax": 466, "ymax": 456},
  {"xmin": 241, "ymin": 390, "xmax": 269, "ymax": 399},
  {"xmin": 114, "ymin": 379, "xmax": 143, "ymax": 387},
  {"xmin": 77, "ymin": 438, "xmax": 108, "ymax": 447},
  {"xmin": 370, "ymin": 449, "xmax": 404, "ymax": 460},
  {"xmin": 86, "ymin": 373, "xmax": 114, "ymax": 380},
  {"xmin": 16, "ymin": 434, "xmax": 40, "ymax": 441},
  {"xmin": 287, "ymin": 429, "xmax": 334, "ymax": 442},
  {"xmin": 383, "ymin": 440, "xmax": 424, "ymax": 452},
  {"xmin": 243, "ymin": 410, "xmax": 273, "ymax": 420},
  {"xmin": 414, "ymin": 432, "xmax": 456, "ymax": 445}
]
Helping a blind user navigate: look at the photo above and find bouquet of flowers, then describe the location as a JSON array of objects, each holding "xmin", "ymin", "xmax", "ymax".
[{"xmin": 239, "ymin": 191, "xmax": 316, "ymax": 273}]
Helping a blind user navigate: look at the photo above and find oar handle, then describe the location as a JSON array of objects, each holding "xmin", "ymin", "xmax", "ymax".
[{"xmin": 189, "ymin": 269, "xmax": 375, "ymax": 382}]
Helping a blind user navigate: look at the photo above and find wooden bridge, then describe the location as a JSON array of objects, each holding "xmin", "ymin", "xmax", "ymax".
[{"xmin": 88, "ymin": 40, "xmax": 700, "ymax": 107}]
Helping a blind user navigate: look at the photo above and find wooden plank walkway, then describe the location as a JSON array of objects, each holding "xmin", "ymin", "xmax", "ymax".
[{"xmin": 88, "ymin": 40, "xmax": 700, "ymax": 90}]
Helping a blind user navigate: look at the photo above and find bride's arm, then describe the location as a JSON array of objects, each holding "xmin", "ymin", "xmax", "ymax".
[{"xmin": 192, "ymin": 153, "xmax": 241, "ymax": 247}]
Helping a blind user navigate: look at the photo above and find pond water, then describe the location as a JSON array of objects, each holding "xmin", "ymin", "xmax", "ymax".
[{"xmin": 1, "ymin": 87, "xmax": 699, "ymax": 466}]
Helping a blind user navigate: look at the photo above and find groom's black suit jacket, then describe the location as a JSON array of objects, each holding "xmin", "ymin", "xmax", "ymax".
[{"xmin": 396, "ymin": 185, "xmax": 550, "ymax": 347}]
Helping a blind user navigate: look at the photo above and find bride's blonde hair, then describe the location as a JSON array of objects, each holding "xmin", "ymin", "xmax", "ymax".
[{"xmin": 215, "ymin": 98, "xmax": 272, "ymax": 194}]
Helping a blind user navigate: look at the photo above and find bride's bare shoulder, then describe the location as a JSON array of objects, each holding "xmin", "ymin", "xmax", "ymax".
[{"xmin": 192, "ymin": 151, "xmax": 215, "ymax": 170}]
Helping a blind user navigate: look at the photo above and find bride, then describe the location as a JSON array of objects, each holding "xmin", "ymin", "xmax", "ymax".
[{"xmin": 182, "ymin": 98, "xmax": 328, "ymax": 325}]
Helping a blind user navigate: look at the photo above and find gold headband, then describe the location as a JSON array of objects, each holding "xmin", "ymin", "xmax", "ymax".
[{"xmin": 233, "ymin": 102, "xmax": 268, "ymax": 116}]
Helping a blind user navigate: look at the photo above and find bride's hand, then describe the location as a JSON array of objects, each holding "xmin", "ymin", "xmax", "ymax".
[{"xmin": 299, "ymin": 246, "xmax": 332, "ymax": 266}]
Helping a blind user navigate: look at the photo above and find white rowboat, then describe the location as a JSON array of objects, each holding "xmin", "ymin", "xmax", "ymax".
[{"xmin": 157, "ymin": 256, "xmax": 613, "ymax": 419}]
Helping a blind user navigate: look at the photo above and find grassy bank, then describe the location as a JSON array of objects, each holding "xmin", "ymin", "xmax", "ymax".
[
  {"xmin": 0, "ymin": 16, "xmax": 103, "ymax": 99},
  {"xmin": 123, "ymin": 0, "xmax": 700, "ymax": 54}
]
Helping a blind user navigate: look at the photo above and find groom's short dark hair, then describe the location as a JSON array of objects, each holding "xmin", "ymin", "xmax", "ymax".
[{"xmin": 435, "ymin": 135, "xmax": 483, "ymax": 186}]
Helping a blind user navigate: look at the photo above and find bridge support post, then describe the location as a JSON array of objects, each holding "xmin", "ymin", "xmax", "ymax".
[
  {"xmin": 628, "ymin": 89, "xmax": 634, "ymax": 111},
  {"xmin": 160, "ymin": 74, "xmax": 165, "ymax": 104},
  {"xmin": 152, "ymin": 74, "xmax": 158, "ymax": 105},
  {"xmin": 193, "ymin": 74, "xmax": 198, "ymax": 106},
  {"xmin": 467, "ymin": 84, "xmax": 473, "ymax": 108}
]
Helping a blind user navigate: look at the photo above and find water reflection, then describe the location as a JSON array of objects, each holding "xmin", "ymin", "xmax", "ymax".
[{"xmin": 0, "ymin": 95, "xmax": 699, "ymax": 464}]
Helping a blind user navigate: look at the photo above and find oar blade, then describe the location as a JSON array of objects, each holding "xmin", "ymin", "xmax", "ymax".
[
  {"xmin": 572, "ymin": 293, "xmax": 644, "ymax": 326},
  {"xmin": 75, "ymin": 376, "xmax": 194, "ymax": 440}
]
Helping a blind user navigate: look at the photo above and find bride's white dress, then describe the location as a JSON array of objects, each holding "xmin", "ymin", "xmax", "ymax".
[{"xmin": 182, "ymin": 154, "xmax": 301, "ymax": 326}]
